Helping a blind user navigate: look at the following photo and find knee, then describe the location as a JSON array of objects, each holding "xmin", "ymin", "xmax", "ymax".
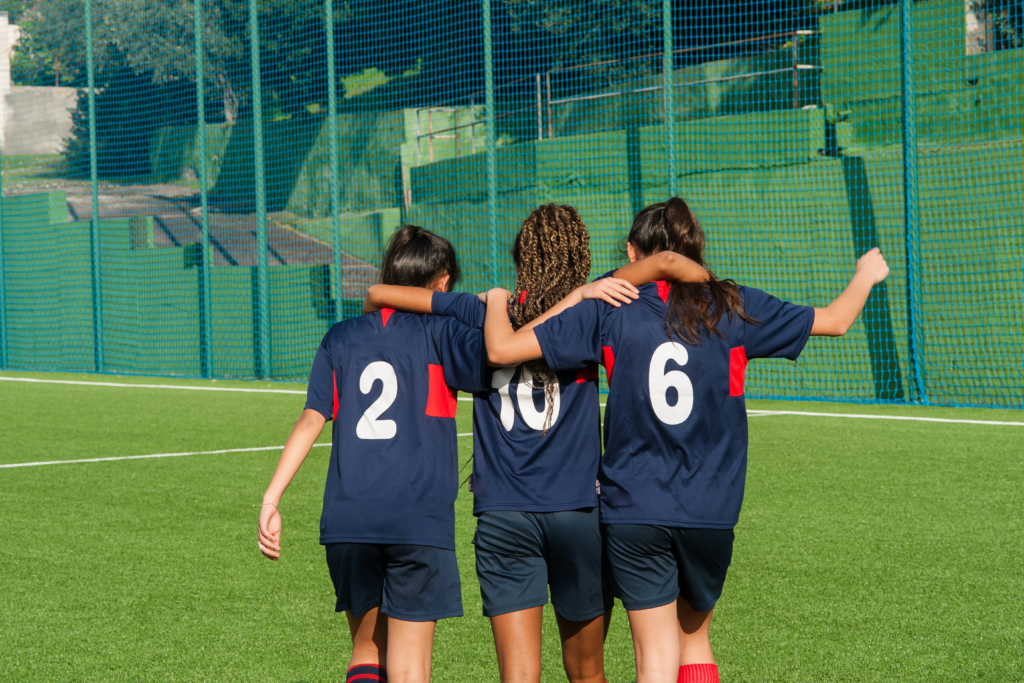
[{"xmin": 561, "ymin": 645, "xmax": 604, "ymax": 683}]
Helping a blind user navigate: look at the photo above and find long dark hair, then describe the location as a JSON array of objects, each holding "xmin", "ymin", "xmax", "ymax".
[
  {"xmin": 628, "ymin": 198, "xmax": 755, "ymax": 344},
  {"xmin": 507, "ymin": 204, "xmax": 591, "ymax": 432},
  {"xmin": 379, "ymin": 225, "xmax": 460, "ymax": 290}
]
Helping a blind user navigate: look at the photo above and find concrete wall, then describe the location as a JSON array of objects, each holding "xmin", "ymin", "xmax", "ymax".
[{"xmin": 2, "ymin": 86, "xmax": 79, "ymax": 154}]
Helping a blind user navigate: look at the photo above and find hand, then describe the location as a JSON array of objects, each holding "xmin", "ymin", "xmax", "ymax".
[
  {"xmin": 258, "ymin": 503, "xmax": 282, "ymax": 560},
  {"xmin": 856, "ymin": 247, "xmax": 890, "ymax": 285},
  {"xmin": 576, "ymin": 278, "xmax": 639, "ymax": 307}
]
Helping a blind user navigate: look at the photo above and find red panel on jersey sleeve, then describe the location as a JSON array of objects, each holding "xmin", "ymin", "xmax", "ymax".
[
  {"xmin": 381, "ymin": 307, "xmax": 394, "ymax": 328},
  {"xmin": 425, "ymin": 364, "xmax": 458, "ymax": 418},
  {"xmin": 576, "ymin": 365, "xmax": 599, "ymax": 384},
  {"xmin": 729, "ymin": 346, "xmax": 748, "ymax": 396},
  {"xmin": 601, "ymin": 346, "xmax": 616, "ymax": 382},
  {"xmin": 656, "ymin": 280, "xmax": 671, "ymax": 303},
  {"xmin": 332, "ymin": 369, "xmax": 339, "ymax": 421}
]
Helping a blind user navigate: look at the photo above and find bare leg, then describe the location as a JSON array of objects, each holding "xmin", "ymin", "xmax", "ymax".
[
  {"xmin": 490, "ymin": 606, "xmax": 544, "ymax": 683},
  {"xmin": 626, "ymin": 601, "xmax": 680, "ymax": 683},
  {"xmin": 346, "ymin": 607, "xmax": 388, "ymax": 668},
  {"xmin": 677, "ymin": 602, "xmax": 715, "ymax": 665},
  {"xmin": 555, "ymin": 609, "xmax": 612, "ymax": 683},
  {"xmin": 385, "ymin": 617, "xmax": 436, "ymax": 683}
]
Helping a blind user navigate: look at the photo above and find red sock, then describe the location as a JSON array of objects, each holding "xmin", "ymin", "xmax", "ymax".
[{"xmin": 678, "ymin": 663, "xmax": 719, "ymax": 683}]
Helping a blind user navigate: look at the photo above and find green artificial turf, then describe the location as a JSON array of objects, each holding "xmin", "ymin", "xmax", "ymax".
[{"xmin": 1, "ymin": 371, "xmax": 1021, "ymax": 682}]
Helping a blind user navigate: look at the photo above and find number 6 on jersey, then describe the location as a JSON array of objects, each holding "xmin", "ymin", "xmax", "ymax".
[{"xmin": 649, "ymin": 342, "xmax": 693, "ymax": 425}]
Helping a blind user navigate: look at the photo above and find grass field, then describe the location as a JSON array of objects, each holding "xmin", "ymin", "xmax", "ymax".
[{"xmin": 1, "ymin": 370, "xmax": 1022, "ymax": 682}]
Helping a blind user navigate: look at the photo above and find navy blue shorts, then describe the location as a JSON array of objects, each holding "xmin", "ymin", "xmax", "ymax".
[
  {"xmin": 474, "ymin": 508, "xmax": 613, "ymax": 621},
  {"xmin": 603, "ymin": 524, "xmax": 734, "ymax": 613},
  {"xmin": 324, "ymin": 543, "xmax": 463, "ymax": 622}
]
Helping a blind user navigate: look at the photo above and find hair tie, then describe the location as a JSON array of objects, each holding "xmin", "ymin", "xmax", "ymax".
[{"xmin": 519, "ymin": 291, "xmax": 528, "ymax": 305}]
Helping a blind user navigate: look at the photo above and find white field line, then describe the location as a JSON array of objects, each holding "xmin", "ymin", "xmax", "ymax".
[
  {"xmin": 745, "ymin": 409, "xmax": 1024, "ymax": 427},
  {"xmin": 0, "ymin": 376, "xmax": 307, "ymax": 394},
  {"xmin": 4, "ymin": 375, "xmax": 1020, "ymax": 428},
  {"xmin": 0, "ymin": 375, "xmax": 478, "ymax": 400},
  {"xmin": 0, "ymin": 433, "xmax": 475, "ymax": 469}
]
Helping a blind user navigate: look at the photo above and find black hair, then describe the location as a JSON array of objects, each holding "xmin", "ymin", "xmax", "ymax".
[
  {"xmin": 628, "ymin": 197, "xmax": 756, "ymax": 344},
  {"xmin": 379, "ymin": 225, "xmax": 460, "ymax": 291}
]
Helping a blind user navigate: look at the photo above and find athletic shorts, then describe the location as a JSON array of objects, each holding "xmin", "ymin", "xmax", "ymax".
[
  {"xmin": 324, "ymin": 543, "xmax": 462, "ymax": 622},
  {"xmin": 603, "ymin": 524, "xmax": 734, "ymax": 613},
  {"xmin": 473, "ymin": 508, "xmax": 613, "ymax": 621}
]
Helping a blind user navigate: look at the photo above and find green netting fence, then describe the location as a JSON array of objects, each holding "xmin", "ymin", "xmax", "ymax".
[{"xmin": 0, "ymin": 0, "xmax": 1021, "ymax": 407}]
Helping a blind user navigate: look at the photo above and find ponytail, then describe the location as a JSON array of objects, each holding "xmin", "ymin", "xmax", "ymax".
[{"xmin": 627, "ymin": 198, "xmax": 756, "ymax": 344}]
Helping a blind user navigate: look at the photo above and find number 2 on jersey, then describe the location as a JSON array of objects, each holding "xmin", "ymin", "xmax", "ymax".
[
  {"xmin": 649, "ymin": 342, "xmax": 693, "ymax": 425},
  {"xmin": 357, "ymin": 361, "xmax": 398, "ymax": 439}
]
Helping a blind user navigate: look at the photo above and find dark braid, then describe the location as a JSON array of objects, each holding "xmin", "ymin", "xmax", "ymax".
[{"xmin": 507, "ymin": 204, "xmax": 591, "ymax": 433}]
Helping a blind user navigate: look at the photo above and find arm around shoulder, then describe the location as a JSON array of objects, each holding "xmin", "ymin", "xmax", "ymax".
[
  {"xmin": 483, "ymin": 288, "xmax": 545, "ymax": 366},
  {"xmin": 613, "ymin": 251, "xmax": 709, "ymax": 286}
]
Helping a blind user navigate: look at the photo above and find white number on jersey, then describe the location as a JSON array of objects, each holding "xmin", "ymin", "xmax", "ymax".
[
  {"xmin": 648, "ymin": 342, "xmax": 694, "ymax": 425},
  {"xmin": 356, "ymin": 361, "xmax": 398, "ymax": 439},
  {"xmin": 492, "ymin": 365, "xmax": 560, "ymax": 432}
]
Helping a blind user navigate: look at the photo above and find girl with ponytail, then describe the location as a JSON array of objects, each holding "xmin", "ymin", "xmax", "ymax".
[
  {"xmin": 484, "ymin": 197, "xmax": 891, "ymax": 683},
  {"xmin": 363, "ymin": 205, "xmax": 708, "ymax": 683}
]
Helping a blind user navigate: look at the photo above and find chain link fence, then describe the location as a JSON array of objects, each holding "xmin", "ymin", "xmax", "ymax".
[{"xmin": 0, "ymin": 0, "xmax": 1021, "ymax": 407}]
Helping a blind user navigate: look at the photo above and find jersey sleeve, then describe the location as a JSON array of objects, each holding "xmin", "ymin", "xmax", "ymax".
[
  {"xmin": 304, "ymin": 329, "xmax": 336, "ymax": 421},
  {"xmin": 432, "ymin": 290, "xmax": 486, "ymax": 329},
  {"xmin": 740, "ymin": 287, "xmax": 815, "ymax": 360},
  {"xmin": 533, "ymin": 300, "xmax": 604, "ymax": 371},
  {"xmin": 432, "ymin": 317, "xmax": 488, "ymax": 393}
]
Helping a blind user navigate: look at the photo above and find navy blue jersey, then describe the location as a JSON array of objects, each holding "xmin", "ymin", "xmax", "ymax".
[
  {"xmin": 305, "ymin": 308, "xmax": 487, "ymax": 549},
  {"xmin": 432, "ymin": 291, "xmax": 602, "ymax": 515},
  {"xmin": 534, "ymin": 282, "xmax": 814, "ymax": 529}
]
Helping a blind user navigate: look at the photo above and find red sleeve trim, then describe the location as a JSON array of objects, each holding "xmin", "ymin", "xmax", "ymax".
[
  {"xmin": 381, "ymin": 308, "xmax": 394, "ymax": 328},
  {"xmin": 426, "ymin": 364, "xmax": 458, "ymax": 418},
  {"xmin": 601, "ymin": 346, "xmax": 615, "ymax": 382},
  {"xmin": 332, "ymin": 369, "xmax": 339, "ymax": 421},
  {"xmin": 576, "ymin": 365, "xmax": 599, "ymax": 384},
  {"xmin": 729, "ymin": 345, "xmax": 747, "ymax": 397}
]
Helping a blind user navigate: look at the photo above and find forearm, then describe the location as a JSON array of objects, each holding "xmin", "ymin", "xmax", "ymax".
[
  {"xmin": 484, "ymin": 289, "xmax": 544, "ymax": 365},
  {"xmin": 262, "ymin": 409, "xmax": 326, "ymax": 504},
  {"xmin": 363, "ymin": 285, "xmax": 435, "ymax": 315},
  {"xmin": 613, "ymin": 251, "xmax": 708, "ymax": 285},
  {"xmin": 519, "ymin": 290, "xmax": 582, "ymax": 332},
  {"xmin": 812, "ymin": 272, "xmax": 875, "ymax": 336}
]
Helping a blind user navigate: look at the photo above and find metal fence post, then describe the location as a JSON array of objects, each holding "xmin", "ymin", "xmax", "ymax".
[
  {"xmin": 483, "ymin": 0, "xmax": 498, "ymax": 288},
  {"xmin": 249, "ymin": 0, "xmax": 270, "ymax": 378},
  {"xmin": 325, "ymin": 0, "xmax": 343, "ymax": 321},
  {"xmin": 0, "ymin": 141, "xmax": 7, "ymax": 370},
  {"xmin": 899, "ymin": 0, "xmax": 926, "ymax": 402},
  {"xmin": 84, "ymin": 0, "xmax": 104, "ymax": 372},
  {"xmin": 663, "ymin": 0, "xmax": 676, "ymax": 196},
  {"xmin": 194, "ymin": 0, "xmax": 214, "ymax": 377}
]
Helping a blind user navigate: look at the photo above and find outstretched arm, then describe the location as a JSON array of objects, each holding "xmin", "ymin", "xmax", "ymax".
[
  {"xmin": 258, "ymin": 409, "xmax": 326, "ymax": 560},
  {"xmin": 484, "ymin": 289, "xmax": 545, "ymax": 366},
  {"xmin": 363, "ymin": 285, "xmax": 435, "ymax": 315},
  {"xmin": 812, "ymin": 248, "xmax": 890, "ymax": 336}
]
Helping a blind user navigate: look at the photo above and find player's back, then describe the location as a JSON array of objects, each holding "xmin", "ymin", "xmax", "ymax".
[
  {"xmin": 305, "ymin": 307, "xmax": 486, "ymax": 550},
  {"xmin": 432, "ymin": 291, "xmax": 603, "ymax": 515},
  {"xmin": 536, "ymin": 281, "xmax": 813, "ymax": 529}
]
